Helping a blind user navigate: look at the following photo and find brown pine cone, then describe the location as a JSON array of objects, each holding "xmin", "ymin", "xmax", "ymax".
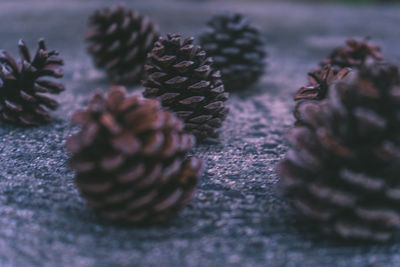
[
  {"xmin": 295, "ymin": 65, "xmax": 351, "ymax": 101},
  {"xmin": 279, "ymin": 62, "xmax": 400, "ymax": 242},
  {"xmin": 66, "ymin": 86, "xmax": 203, "ymax": 225},
  {"xmin": 0, "ymin": 39, "xmax": 64, "ymax": 126},
  {"xmin": 321, "ymin": 38, "xmax": 382, "ymax": 73},
  {"xmin": 86, "ymin": 5, "xmax": 159, "ymax": 85},
  {"xmin": 142, "ymin": 34, "xmax": 229, "ymax": 140},
  {"xmin": 199, "ymin": 13, "xmax": 266, "ymax": 91}
]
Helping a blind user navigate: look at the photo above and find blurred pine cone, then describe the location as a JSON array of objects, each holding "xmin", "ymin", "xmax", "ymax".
[
  {"xmin": 86, "ymin": 5, "xmax": 159, "ymax": 85},
  {"xmin": 321, "ymin": 38, "xmax": 382, "ymax": 73},
  {"xmin": 199, "ymin": 13, "xmax": 266, "ymax": 91},
  {"xmin": 279, "ymin": 62, "xmax": 400, "ymax": 242},
  {"xmin": 0, "ymin": 39, "xmax": 64, "ymax": 126},
  {"xmin": 142, "ymin": 34, "xmax": 229, "ymax": 140},
  {"xmin": 67, "ymin": 86, "xmax": 203, "ymax": 225}
]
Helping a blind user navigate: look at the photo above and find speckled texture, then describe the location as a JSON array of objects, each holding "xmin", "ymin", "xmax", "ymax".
[{"xmin": 0, "ymin": 1, "xmax": 400, "ymax": 266}]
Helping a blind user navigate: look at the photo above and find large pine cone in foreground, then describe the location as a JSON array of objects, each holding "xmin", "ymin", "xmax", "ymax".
[
  {"xmin": 143, "ymin": 34, "xmax": 229, "ymax": 140},
  {"xmin": 199, "ymin": 13, "xmax": 266, "ymax": 91},
  {"xmin": 0, "ymin": 39, "xmax": 64, "ymax": 126},
  {"xmin": 86, "ymin": 5, "xmax": 159, "ymax": 85},
  {"xmin": 67, "ymin": 86, "xmax": 203, "ymax": 225},
  {"xmin": 320, "ymin": 38, "xmax": 382, "ymax": 73},
  {"xmin": 279, "ymin": 62, "xmax": 400, "ymax": 242}
]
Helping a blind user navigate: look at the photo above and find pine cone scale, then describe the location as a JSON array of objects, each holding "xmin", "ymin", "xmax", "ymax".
[{"xmin": 117, "ymin": 164, "xmax": 145, "ymax": 184}]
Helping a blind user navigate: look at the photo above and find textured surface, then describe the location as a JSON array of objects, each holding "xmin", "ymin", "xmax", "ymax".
[{"xmin": 0, "ymin": 1, "xmax": 400, "ymax": 266}]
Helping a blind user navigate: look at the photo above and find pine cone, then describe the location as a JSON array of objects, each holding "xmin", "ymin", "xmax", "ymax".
[
  {"xmin": 142, "ymin": 34, "xmax": 229, "ymax": 140},
  {"xmin": 295, "ymin": 65, "xmax": 351, "ymax": 101},
  {"xmin": 321, "ymin": 38, "xmax": 382, "ymax": 73},
  {"xmin": 0, "ymin": 39, "xmax": 64, "ymax": 126},
  {"xmin": 279, "ymin": 62, "xmax": 400, "ymax": 242},
  {"xmin": 66, "ymin": 86, "xmax": 203, "ymax": 225},
  {"xmin": 199, "ymin": 13, "xmax": 266, "ymax": 91},
  {"xmin": 86, "ymin": 5, "xmax": 159, "ymax": 85}
]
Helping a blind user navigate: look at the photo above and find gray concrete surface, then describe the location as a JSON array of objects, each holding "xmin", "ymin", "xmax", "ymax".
[{"xmin": 0, "ymin": 0, "xmax": 400, "ymax": 266}]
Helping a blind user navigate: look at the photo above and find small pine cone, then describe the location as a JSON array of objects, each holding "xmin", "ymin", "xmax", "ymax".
[
  {"xmin": 86, "ymin": 5, "xmax": 159, "ymax": 85},
  {"xmin": 321, "ymin": 38, "xmax": 382, "ymax": 73},
  {"xmin": 295, "ymin": 65, "xmax": 351, "ymax": 101},
  {"xmin": 279, "ymin": 62, "xmax": 400, "ymax": 242},
  {"xmin": 66, "ymin": 86, "xmax": 203, "ymax": 225},
  {"xmin": 0, "ymin": 39, "xmax": 64, "ymax": 126},
  {"xmin": 142, "ymin": 34, "xmax": 229, "ymax": 140},
  {"xmin": 199, "ymin": 13, "xmax": 266, "ymax": 91}
]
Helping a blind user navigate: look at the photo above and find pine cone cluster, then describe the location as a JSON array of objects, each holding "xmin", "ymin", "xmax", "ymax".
[
  {"xmin": 142, "ymin": 34, "xmax": 229, "ymax": 140},
  {"xmin": 86, "ymin": 5, "xmax": 159, "ymax": 85},
  {"xmin": 0, "ymin": 39, "xmax": 64, "ymax": 126},
  {"xmin": 321, "ymin": 38, "xmax": 382, "ymax": 73},
  {"xmin": 280, "ymin": 62, "xmax": 400, "ymax": 242},
  {"xmin": 67, "ymin": 86, "xmax": 203, "ymax": 224},
  {"xmin": 199, "ymin": 13, "xmax": 266, "ymax": 91}
]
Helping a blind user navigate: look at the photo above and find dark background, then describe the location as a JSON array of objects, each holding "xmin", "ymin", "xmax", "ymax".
[{"xmin": 0, "ymin": 0, "xmax": 399, "ymax": 266}]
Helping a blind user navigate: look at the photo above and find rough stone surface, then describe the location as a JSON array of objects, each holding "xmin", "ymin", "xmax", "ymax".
[{"xmin": 0, "ymin": 1, "xmax": 400, "ymax": 266}]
